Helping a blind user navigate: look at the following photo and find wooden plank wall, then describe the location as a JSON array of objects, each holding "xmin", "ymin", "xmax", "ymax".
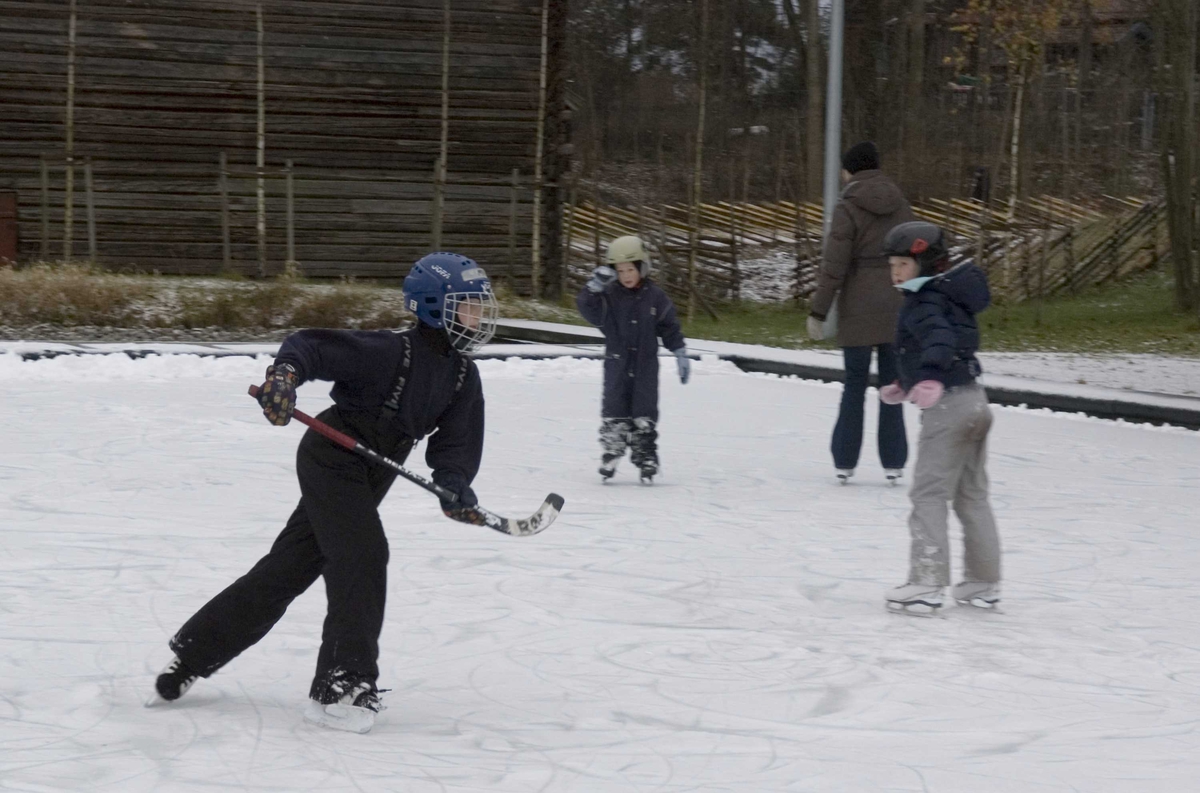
[{"xmin": 0, "ymin": 0, "xmax": 567, "ymax": 288}]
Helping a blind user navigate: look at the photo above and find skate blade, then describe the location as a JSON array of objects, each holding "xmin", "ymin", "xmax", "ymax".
[
  {"xmin": 886, "ymin": 601, "xmax": 944, "ymax": 618},
  {"xmin": 956, "ymin": 597, "xmax": 1002, "ymax": 611},
  {"xmin": 304, "ymin": 699, "xmax": 376, "ymax": 734},
  {"xmin": 144, "ymin": 692, "xmax": 166, "ymax": 708}
]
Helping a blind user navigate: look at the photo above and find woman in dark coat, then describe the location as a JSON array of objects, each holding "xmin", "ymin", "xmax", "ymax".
[{"xmin": 808, "ymin": 142, "xmax": 914, "ymax": 484}]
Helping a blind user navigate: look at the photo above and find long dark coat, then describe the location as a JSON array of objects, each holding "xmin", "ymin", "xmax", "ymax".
[
  {"xmin": 810, "ymin": 169, "xmax": 914, "ymax": 347},
  {"xmin": 576, "ymin": 279, "xmax": 685, "ymax": 421}
]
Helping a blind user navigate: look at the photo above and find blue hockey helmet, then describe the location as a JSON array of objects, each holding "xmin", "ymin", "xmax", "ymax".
[{"xmin": 402, "ymin": 252, "xmax": 498, "ymax": 353}]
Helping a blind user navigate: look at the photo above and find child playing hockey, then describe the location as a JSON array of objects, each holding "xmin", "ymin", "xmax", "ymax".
[
  {"xmin": 576, "ymin": 235, "xmax": 689, "ymax": 483},
  {"xmin": 877, "ymin": 221, "xmax": 1002, "ymax": 615},
  {"xmin": 151, "ymin": 252, "xmax": 497, "ymax": 733}
]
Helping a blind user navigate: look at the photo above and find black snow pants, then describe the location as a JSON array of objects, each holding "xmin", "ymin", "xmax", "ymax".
[{"xmin": 169, "ymin": 406, "xmax": 406, "ymax": 700}]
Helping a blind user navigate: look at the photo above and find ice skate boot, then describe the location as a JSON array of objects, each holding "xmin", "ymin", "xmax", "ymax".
[
  {"xmin": 884, "ymin": 469, "xmax": 903, "ymax": 486},
  {"xmin": 147, "ymin": 655, "xmax": 200, "ymax": 706},
  {"xmin": 629, "ymin": 418, "xmax": 659, "ymax": 484},
  {"xmin": 598, "ymin": 418, "xmax": 631, "ymax": 481},
  {"xmin": 306, "ymin": 675, "xmax": 385, "ymax": 734},
  {"xmin": 951, "ymin": 581, "xmax": 1001, "ymax": 609},
  {"xmin": 598, "ymin": 455, "xmax": 620, "ymax": 480},
  {"xmin": 885, "ymin": 583, "xmax": 944, "ymax": 616},
  {"xmin": 836, "ymin": 468, "xmax": 855, "ymax": 485}
]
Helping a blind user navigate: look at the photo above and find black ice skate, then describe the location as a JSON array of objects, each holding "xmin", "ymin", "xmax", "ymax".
[
  {"xmin": 307, "ymin": 671, "xmax": 386, "ymax": 734},
  {"xmin": 146, "ymin": 655, "xmax": 200, "ymax": 706},
  {"xmin": 599, "ymin": 455, "xmax": 621, "ymax": 480}
]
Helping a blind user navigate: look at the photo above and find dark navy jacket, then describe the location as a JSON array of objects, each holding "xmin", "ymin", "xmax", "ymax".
[
  {"xmin": 895, "ymin": 262, "xmax": 990, "ymax": 391},
  {"xmin": 274, "ymin": 323, "xmax": 484, "ymax": 486},
  {"xmin": 576, "ymin": 279, "xmax": 685, "ymax": 420}
]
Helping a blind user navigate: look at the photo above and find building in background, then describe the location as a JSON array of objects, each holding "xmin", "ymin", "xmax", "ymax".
[{"xmin": 0, "ymin": 0, "xmax": 570, "ymax": 294}]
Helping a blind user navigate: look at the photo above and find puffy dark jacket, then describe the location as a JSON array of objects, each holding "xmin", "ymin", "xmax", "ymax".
[
  {"xmin": 810, "ymin": 169, "xmax": 914, "ymax": 347},
  {"xmin": 895, "ymin": 262, "xmax": 990, "ymax": 391},
  {"xmin": 576, "ymin": 279, "xmax": 685, "ymax": 420},
  {"xmin": 274, "ymin": 323, "xmax": 484, "ymax": 486}
]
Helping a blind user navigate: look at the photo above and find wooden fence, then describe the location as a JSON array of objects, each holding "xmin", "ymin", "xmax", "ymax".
[
  {"xmin": 563, "ymin": 195, "xmax": 1166, "ymax": 310},
  {"xmin": 0, "ymin": 0, "xmax": 570, "ymax": 289}
]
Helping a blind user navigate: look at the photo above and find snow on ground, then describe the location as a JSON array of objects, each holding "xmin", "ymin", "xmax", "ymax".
[
  {"xmin": 735, "ymin": 249, "xmax": 802, "ymax": 302},
  {"xmin": 2, "ymin": 353, "xmax": 1199, "ymax": 792},
  {"xmin": 978, "ymin": 352, "xmax": 1200, "ymax": 397},
  {"xmin": 493, "ymin": 319, "xmax": 1200, "ymax": 401}
]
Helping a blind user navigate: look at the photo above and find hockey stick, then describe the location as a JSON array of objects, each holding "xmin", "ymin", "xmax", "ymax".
[{"xmin": 247, "ymin": 385, "xmax": 563, "ymax": 537}]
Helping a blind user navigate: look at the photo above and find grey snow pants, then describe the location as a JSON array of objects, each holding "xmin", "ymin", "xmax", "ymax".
[{"xmin": 906, "ymin": 383, "xmax": 1001, "ymax": 586}]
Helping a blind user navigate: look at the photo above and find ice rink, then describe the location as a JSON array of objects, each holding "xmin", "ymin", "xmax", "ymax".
[{"xmin": 2, "ymin": 352, "xmax": 1199, "ymax": 792}]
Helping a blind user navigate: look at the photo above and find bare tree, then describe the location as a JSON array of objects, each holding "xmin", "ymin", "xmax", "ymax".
[
  {"xmin": 901, "ymin": 0, "xmax": 926, "ymax": 189},
  {"xmin": 1158, "ymin": 0, "xmax": 1199, "ymax": 310}
]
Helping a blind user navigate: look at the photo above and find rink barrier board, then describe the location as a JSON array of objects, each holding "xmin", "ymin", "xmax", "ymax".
[
  {"xmin": 8, "ymin": 338, "xmax": 1200, "ymax": 431},
  {"xmin": 487, "ymin": 322, "xmax": 1200, "ymax": 430},
  {"xmin": 718, "ymin": 355, "xmax": 1200, "ymax": 431}
]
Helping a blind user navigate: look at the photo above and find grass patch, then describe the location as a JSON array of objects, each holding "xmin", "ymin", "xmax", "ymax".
[
  {"xmin": 678, "ymin": 301, "xmax": 815, "ymax": 350},
  {"xmin": 3, "ymin": 263, "xmax": 1197, "ymax": 356},
  {"xmin": 0, "ymin": 263, "xmax": 412, "ymax": 332},
  {"xmin": 0, "ymin": 263, "xmax": 152, "ymax": 326},
  {"xmin": 977, "ymin": 271, "xmax": 1200, "ymax": 355},
  {"xmin": 606, "ymin": 270, "xmax": 1200, "ymax": 357}
]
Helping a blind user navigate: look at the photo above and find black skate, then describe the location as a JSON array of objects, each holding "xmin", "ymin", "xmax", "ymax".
[
  {"xmin": 637, "ymin": 461, "xmax": 658, "ymax": 484},
  {"xmin": 307, "ymin": 670, "xmax": 386, "ymax": 734},
  {"xmin": 599, "ymin": 455, "xmax": 620, "ymax": 480},
  {"xmin": 147, "ymin": 655, "xmax": 200, "ymax": 706}
]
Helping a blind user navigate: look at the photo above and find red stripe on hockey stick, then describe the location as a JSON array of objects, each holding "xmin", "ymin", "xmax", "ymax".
[{"xmin": 246, "ymin": 384, "xmax": 564, "ymax": 537}]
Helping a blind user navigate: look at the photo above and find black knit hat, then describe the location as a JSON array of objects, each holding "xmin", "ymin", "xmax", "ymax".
[{"xmin": 841, "ymin": 141, "xmax": 880, "ymax": 174}]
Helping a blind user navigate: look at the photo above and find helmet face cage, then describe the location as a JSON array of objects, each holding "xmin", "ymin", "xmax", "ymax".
[{"xmin": 443, "ymin": 290, "xmax": 498, "ymax": 353}]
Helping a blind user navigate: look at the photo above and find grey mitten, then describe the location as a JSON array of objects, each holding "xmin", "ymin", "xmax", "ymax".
[{"xmin": 586, "ymin": 266, "xmax": 618, "ymax": 293}]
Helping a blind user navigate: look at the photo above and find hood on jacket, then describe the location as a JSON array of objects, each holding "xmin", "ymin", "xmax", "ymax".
[
  {"xmin": 840, "ymin": 170, "xmax": 906, "ymax": 216},
  {"xmin": 931, "ymin": 262, "xmax": 991, "ymax": 314}
]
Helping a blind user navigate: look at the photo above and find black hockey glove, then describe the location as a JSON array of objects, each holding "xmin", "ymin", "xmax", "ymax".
[
  {"xmin": 258, "ymin": 363, "xmax": 299, "ymax": 426},
  {"xmin": 433, "ymin": 471, "xmax": 479, "ymax": 520}
]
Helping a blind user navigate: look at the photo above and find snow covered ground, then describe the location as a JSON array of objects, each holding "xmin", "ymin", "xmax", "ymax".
[
  {"xmin": 978, "ymin": 352, "xmax": 1200, "ymax": 397},
  {"xmin": 2, "ymin": 353, "xmax": 1199, "ymax": 792}
]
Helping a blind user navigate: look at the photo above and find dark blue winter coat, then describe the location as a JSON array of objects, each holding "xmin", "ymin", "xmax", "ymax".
[
  {"xmin": 576, "ymin": 279, "xmax": 685, "ymax": 421},
  {"xmin": 274, "ymin": 323, "xmax": 484, "ymax": 489},
  {"xmin": 895, "ymin": 262, "xmax": 990, "ymax": 391}
]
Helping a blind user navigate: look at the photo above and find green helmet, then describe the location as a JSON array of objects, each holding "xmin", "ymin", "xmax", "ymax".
[{"xmin": 605, "ymin": 235, "xmax": 651, "ymax": 277}]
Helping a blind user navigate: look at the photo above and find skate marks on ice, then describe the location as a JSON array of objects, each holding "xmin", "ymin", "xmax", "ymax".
[{"xmin": 0, "ymin": 354, "xmax": 1199, "ymax": 790}]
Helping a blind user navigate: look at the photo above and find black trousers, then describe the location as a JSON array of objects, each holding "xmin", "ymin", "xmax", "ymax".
[
  {"xmin": 831, "ymin": 344, "xmax": 908, "ymax": 471},
  {"xmin": 170, "ymin": 411, "xmax": 403, "ymax": 699}
]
